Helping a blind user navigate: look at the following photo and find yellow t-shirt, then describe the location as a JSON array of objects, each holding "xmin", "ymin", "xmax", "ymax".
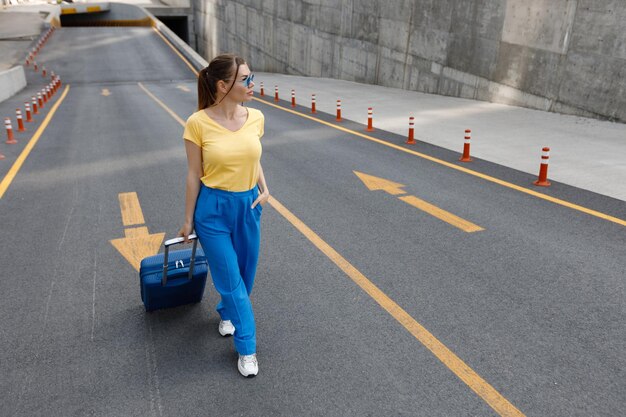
[{"xmin": 183, "ymin": 107, "xmax": 264, "ymax": 191}]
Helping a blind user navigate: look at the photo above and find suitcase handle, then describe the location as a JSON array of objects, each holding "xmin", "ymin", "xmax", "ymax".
[{"xmin": 162, "ymin": 233, "xmax": 198, "ymax": 286}]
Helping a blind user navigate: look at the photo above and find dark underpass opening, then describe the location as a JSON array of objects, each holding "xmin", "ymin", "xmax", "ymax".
[
  {"xmin": 155, "ymin": 15, "xmax": 188, "ymax": 43},
  {"xmin": 60, "ymin": 12, "xmax": 152, "ymax": 27},
  {"xmin": 60, "ymin": 12, "xmax": 189, "ymax": 43}
]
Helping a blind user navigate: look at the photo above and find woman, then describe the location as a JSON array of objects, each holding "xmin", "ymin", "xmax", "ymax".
[{"xmin": 178, "ymin": 54, "xmax": 268, "ymax": 377}]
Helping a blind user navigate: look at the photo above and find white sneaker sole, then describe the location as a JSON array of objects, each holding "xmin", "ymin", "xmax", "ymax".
[
  {"xmin": 219, "ymin": 328, "xmax": 234, "ymax": 337},
  {"xmin": 238, "ymin": 362, "xmax": 258, "ymax": 378},
  {"xmin": 218, "ymin": 321, "xmax": 235, "ymax": 337}
]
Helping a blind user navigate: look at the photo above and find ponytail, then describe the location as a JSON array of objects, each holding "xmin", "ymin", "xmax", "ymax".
[{"xmin": 197, "ymin": 53, "xmax": 246, "ymax": 110}]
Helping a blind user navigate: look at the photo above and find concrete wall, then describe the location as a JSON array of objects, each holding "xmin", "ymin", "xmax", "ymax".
[
  {"xmin": 192, "ymin": 0, "xmax": 626, "ymax": 122},
  {"xmin": 0, "ymin": 65, "xmax": 26, "ymax": 103},
  {"xmin": 159, "ymin": 0, "xmax": 190, "ymax": 7}
]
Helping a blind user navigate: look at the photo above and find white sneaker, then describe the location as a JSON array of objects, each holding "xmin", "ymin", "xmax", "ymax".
[
  {"xmin": 238, "ymin": 354, "xmax": 258, "ymax": 377},
  {"xmin": 218, "ymin": 320, "xmax": 235, "ymax": 337}
]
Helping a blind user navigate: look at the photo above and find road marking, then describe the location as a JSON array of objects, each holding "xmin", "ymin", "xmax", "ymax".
[
  {"xmin": 176, "ymin": 85, "xmax": 190, "ymax": 92},
  {"xmin": 110, "ymin": 233, "xmax": 164, "ymax": 272},
  {"xmin": 354, "ymin": 170, "xmax": 407, "ymax": 195},
  {"xmin": 355, "ymin": 171, "xmax": 483, "ymax": 232},
  {"xmin": 101, "ymin": 88, "xmax": 111, "ymax": 96},
  {"xmin": 269, "ymin": 196, "xmax": 523, "ymax": 416},
  {"xmin": 137, "ymin": 82, "xmax": 186, "ymax": 125},
  {"xmin": 125, "ymin": 226, "xmax": 149, "ymax": 238},
  {"xmin": 137, "ymin": 82, "xmax": 524, "ymax": 416},
  {"xmin": 253, "ymin": 98, "xmax": 626, "ymax": 228},
  {"xmin": 0, "ymin": 85, "xmax": 70, "ymax": 199},
  {"xmin": 119, "ymin": 192, "xmax": 146, "ymax": 226},
  {"xmin": 110, "ymin": 192, "xmax": 164, "ymax": 271},
  {"xmin": 399, "ymin": 195, "xmax": 484, "ymax": 232}
]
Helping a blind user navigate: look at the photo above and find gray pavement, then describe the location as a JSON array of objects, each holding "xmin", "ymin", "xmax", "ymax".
[{"xmin": 0, "ymin": 17, "xmax": 625, "ymax": 417}]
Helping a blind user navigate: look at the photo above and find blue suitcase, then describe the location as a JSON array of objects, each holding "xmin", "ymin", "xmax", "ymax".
[{"xmin": 140, "ymin": 234, "xmax": 209, "ymax": 312}]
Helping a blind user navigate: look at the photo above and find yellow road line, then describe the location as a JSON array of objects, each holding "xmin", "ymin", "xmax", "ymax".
[
  {"xmin": 152, "ymin": 27, "xmax": 199, "ymax": 77},
  {"xmin": 138, "ymin": 81, "xmax": 525, "ymax": 417},
  {"xmin": 253, "ymin": 98, "xmax": 626, "ymax": 228},
  {"xmin": 269, "ymin": 196, "xmax": 524, "ymax": 417},
  {"xmin": 399, "ymin": 195, "xmax": 484, "ymax": 232},
  {"xmin": 118, "ymin": 192, "xmax": 146, "ymax": 226},
  {"xmin": 0, "ymin": 85, "xmax": 71, "ymax": 199},
  {"xmin": 137, "ymin": 82, "xmax": 186, "ymax": 125}
]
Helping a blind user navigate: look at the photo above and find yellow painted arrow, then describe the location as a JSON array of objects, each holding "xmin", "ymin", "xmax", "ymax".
[
  {"xmin": 101, "ymin": 88, "xmax": 111, "ymax": 96},
  {"xmin": 176, "ymin": 85, "xmax": 190, "ymax": 92},
  {"xmin": 355, "ymin": 171, "xmax": 484, "ymax": 233},
  {"xmin": 110, "ymin": 192, "xmax": 165, "ymax": 271},
  {"xmin": 118, "ymin": 192, "xmax": 145, "ymax": 226},
  {"xmin": 399, "ymin": 195, "xmax": 484, "ymax": 233},
  {"xmin": 354, "ymin": 171, "xmax": 407, "ymax": 195}
]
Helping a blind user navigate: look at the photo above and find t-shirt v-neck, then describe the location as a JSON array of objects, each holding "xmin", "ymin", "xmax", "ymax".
[
  {"xmin": 201, "ymin": 108, "xmax": 249, "ymax": 133},
  {"xmin": 183, "ymin": 107, "xmax": 265, "ymax": 191}
]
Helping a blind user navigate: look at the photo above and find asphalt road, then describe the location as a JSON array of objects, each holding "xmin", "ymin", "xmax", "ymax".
[{"xmin": 0, "ymin": 27, "xmax": 624, "ymax": 417}]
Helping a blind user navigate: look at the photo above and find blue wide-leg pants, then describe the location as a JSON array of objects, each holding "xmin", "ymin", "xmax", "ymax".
[{"xmin": 194, "ymin": 185, "xmax": 262, "ymax": 355}]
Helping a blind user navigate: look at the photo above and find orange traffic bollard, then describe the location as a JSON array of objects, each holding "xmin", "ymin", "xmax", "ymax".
[
  {"xmin": 32, "ymin": 97, "xmax": 38, "ymax": 115},
  {"xmin": 25, "ymin": 103, "xmax": 33, "ymax": 122},
  {"xmin": 5, "ymin": 118, "xmax": 17, "ymax": 144},
  {"xmin": 291, "ymin": 89, "xmax": 296, "ymax": 107},
  {"xmin": 406, "ymin": 117, "xmax": 416, "ymax": 144},
  {"xmin": 260, "ymin": 81, "xmax": 264, "ymax": 96},
  {"xmin": 16, "ymin": 109, "xmax": 25, "ymax": 132},
  {"xmin": 311, "ymin": 94, "xmax": 316, "ymax": 114},
  {"xmin": 336, "ymin": 100, "xmax": 342, "ymax": 121},
  {"xmin": 459, "ymin": 129, "xmax": 472, "ymax": 162},
  {"xmin": 274, "ymin": 85, "xmax": 279, "ymax": 102},
  {"xmin": 366, "ymin": 107, "xmax": 374, "ymax": 132},
  {"xmin": 533, "ymin": 147, "xmax": 551, "ymax": 187}
]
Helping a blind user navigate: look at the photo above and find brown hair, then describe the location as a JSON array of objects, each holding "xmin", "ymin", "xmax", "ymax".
[{"xmin": 198, "ymin": 53, "xmax": 246, "ymax": 110}]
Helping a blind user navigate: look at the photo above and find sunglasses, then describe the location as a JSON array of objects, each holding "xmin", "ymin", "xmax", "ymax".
[{"xmin": 241, "ymin": 73, "xmax": 254, "ymax": 88}]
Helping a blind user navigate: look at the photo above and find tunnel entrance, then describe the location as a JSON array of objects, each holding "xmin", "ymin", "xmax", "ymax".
[
  {"xmin": 60, "ymin": 12, "xmax": 153, "ymax": 27},
  {"xmin": 154, "ymin": 15, "xmax": 189, "ymax": 44},
  {"xmin": 57, "ymin": 5, "xmax": 194, "ymax": 51},
  {"xmin": 60, "ymin": 12, "xmax": 189, "ymax": 44}
]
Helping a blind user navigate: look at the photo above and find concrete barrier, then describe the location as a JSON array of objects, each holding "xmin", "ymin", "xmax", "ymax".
[
  {"xmin": 44, "ymin": 4, "xmax": 61, "ymax": 28},
  {"xmin": 60, "ymin": 2, "xmax": 111, "ymax": 16},
  {"xmin": 0, "ymin": 66, "xmax": 26, "ymax": 103}
]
